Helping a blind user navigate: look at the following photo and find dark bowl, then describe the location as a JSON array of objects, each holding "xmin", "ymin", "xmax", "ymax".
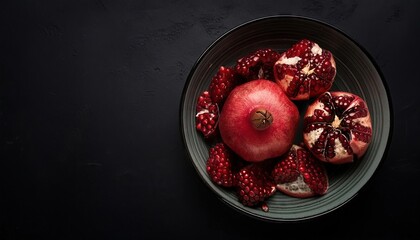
[{"xmin": 180, "ymin": 16, "xmax": 392, "ymax": 222}]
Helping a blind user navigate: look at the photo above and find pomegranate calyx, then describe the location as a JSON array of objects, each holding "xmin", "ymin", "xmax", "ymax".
[{"xmin": 250, "ymin": 108, "xmax": 273, "ymax": 130}]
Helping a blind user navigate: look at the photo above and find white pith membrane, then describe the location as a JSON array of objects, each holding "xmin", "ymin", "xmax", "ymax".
[
  {"xmin": 195, "ymin": 109, "xmax": 209, "ymax": 117},
  {"xmin": 301, "ymin": 62, "xmax": 315, "ymax": 75},
  {"xmin": 331, "ymin": 115, "xmax": 341, "ymax": 128},
  {"xmin": 196, "ymin": 109, "xmax": 217, "ymax": 123},
  {"xmin": 276, "ymin": 175, "xmax": 312, "ymax": 195},
  {"xmin": 276, "ymin": 55, "xmax": 301, "ymax": 65},
  {"xmin": 306, "ymin": 127, "xmax": 324, "ymax": 147},
  {"xmin": 311, "ymin": 43, "xmax": 322, "ymax": 56},
  {"xmin": 334, "ymin": 137, "xmax": 348, "ymax": 156}
]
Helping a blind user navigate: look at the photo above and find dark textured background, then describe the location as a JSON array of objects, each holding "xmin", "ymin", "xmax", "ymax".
[{"xmin": 1, "ymin": 0, "xmax": 419, "ymax": 239}]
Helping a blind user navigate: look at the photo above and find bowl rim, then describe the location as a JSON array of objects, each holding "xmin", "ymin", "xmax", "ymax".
[{"xmin": 179, "ymin": 15, "xmax": 394, "ymax": 222}]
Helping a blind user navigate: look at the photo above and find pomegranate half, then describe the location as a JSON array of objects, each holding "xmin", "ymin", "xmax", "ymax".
[
  {"xmin": 303, "ymin": 91, "xmax": 373, "ymax": 164},
  {"xmin": 219, "ymin": 79, "xmax": 299, "ymax": 162}
]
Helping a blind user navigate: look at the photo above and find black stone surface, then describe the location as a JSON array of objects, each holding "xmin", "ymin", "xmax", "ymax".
[{"xmin": 1, "ymin": 0, "xmax": 419, "ymax": 239}]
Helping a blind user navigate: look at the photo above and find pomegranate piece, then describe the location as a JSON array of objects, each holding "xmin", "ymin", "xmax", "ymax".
[
  {"xmin": 206, "ymin": 142, "xmax": 244, "ymax": 187},
  {"xmin": 209, "ymin": 66, "xmax": 241, "ymax": 106},
  {"xmin": 219, "ymin": 79, "xmax": 299, "ymax": 162},
  {"xmin": 235, "ymin": 48, "xmax": 281, "ymax": 81},
  {"xmin": 303, "ymin": 91, "xmax": 373, "ymax": 164},
  {"xmin": 274, "ymin": 39, "xmax": 336, "ymax": 100},
  {"xmin": 272, "ymin": 145, "xmax": 329, "ymax": 198},
  {"xmin": 236, "ymin": 162, "xmax": 276, "ymax": 207},
  {"xmin": 195, "ymin": 91, "xmax": 219, "ymax": 139}
]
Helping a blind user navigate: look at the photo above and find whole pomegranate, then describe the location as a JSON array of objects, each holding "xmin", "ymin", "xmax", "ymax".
[
  {"xmin": 274, "ymin": 39, "xmax": 336, "ymax": 100},
  {"xmin": 218, "ymin": 79, "xmax": 299, "ymax": 162},
  {"xmin": 303, "ymin": 91, "xmax": 373, "ymax": 164}
]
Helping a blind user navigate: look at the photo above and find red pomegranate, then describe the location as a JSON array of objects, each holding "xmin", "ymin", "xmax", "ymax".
[
  {"xmin": 218, "ymin": 79, "xmax": 299, "ymax": 162},
  {"xmin": 274, "ymin": 39, "xmax": 336, "ymax": 100},
  {"xmin": 303, "ymin": 91, "xmax": 373, "ymax": 164}
]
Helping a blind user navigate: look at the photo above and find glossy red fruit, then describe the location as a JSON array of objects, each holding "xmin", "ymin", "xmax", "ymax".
[
  {"xmin": 235, "ymin": 48, "xmax": 281, "ymax": 81},
  {"xmin": 219, "ymin": 79, "xmax": 299, "ymax": 162},
  {"xmin": 209, "ymin": 66, "xmax": 240, "ymax": 106},
  {"xmin": 236, "ymin": 162, "xmax": 276, "ymax": 207},
  {"xmin": 303, "ymin": 91, "xmax": 373, "ymax": 164},
  {"xmin": 195, "ymin": 91, "xmax": 219, "ymax": 138},
  {"xmin": 272, "ymin": 145, "xmax": 329, "ymax": 198},
  {"xmin": 274, "ymin": 39, "xmax": 336, "ymax": 100},
  {"xmin": 206, "ymin": 143, "xmax": 242, "ymax": 187}
]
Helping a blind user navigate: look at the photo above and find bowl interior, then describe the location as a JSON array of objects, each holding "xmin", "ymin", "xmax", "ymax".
[{"xmin": 180, "ymin": 16, "xmax": 391, "ymax": 221}]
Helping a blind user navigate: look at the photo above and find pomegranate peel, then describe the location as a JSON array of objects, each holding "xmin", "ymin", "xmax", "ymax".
[{"xmin": 219, "ymin": 79, "xmax": 299, "ymax": 162}]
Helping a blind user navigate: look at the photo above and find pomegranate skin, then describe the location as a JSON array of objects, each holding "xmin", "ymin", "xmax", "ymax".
[{"xmin": 219, "ymin": 79, "xmax": 299, "ymax": 162}]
